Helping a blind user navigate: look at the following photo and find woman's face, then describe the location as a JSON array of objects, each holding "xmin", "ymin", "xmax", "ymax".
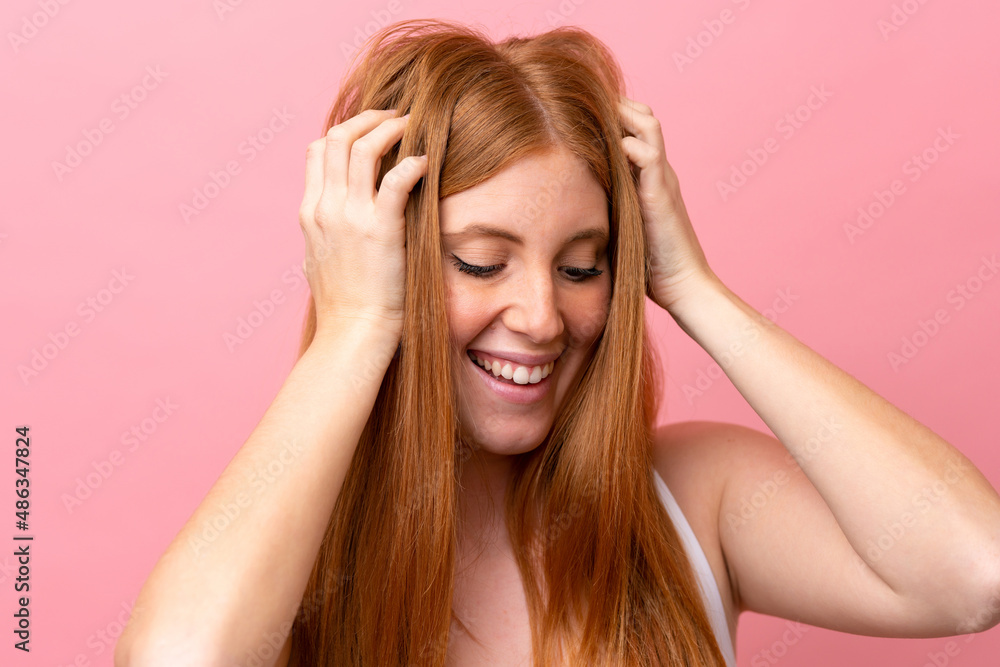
[{"xmin": 439, "ymin": 145, "xmax": 612, "ymax": 456}]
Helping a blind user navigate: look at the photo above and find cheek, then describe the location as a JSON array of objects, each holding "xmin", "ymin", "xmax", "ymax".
[
  {"xmin": 444, "ymin": 281, "xmax": 492, "ymax": 342},
  {"xmin": 565, "ymin": 282, "xmax": 611, "ymax": 345}
]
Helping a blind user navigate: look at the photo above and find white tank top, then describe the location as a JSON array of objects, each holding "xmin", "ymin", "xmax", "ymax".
[{"xmin": 652, "ymin": 468, "xmax": 738, "ymax": 666}]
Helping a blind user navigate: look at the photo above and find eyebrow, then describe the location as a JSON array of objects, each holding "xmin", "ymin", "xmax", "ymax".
[{"xmin": 441, "ymin": 223, "xmax": 608, "ymax": 246}]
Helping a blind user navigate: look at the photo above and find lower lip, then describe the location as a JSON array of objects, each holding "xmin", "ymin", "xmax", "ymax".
[{"xmin": 468, "ymin": 353, "xmax": 553, "ymax": 404}]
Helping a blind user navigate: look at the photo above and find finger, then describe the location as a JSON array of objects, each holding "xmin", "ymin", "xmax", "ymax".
[
  {"xmin": 322, "ymin": 109, "xmax": 400, "ymax": 202},
  {"xmin": 346, "ymin": 115, "xmax": 410, "ymax": 209},
  {"xmin": 617, "ymin": 98, "xmax": 667, "ymax": 157},
  {"xmin": 622, "ymin": 135, "xmax": 665, "ymax": 180},
  {"xmin": 618, "ymin": 96, "xmax": 649, "ymax": 136},
  {"xmin": 373, "ymin": 154, "xmax": 429, "ymax": 230},
  {"xmin": 619, "ymin": 94, "xmax": 653, "ymax": 116},
  {"xmin": 299, "ymin": 137, "xmax": 327, "ymax": 225}
]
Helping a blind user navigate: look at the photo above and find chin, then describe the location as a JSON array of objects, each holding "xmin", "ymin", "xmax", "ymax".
[
  {"xmin": 449, "ymin": 345, "xmax": 566, "ymax": 458},
  {"xmin": 458, "ymin": 415, "xmax": 552, "ymax": 458}
]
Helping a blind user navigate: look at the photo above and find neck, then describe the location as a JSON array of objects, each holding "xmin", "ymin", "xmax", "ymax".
[{"xmin": 456, "ymin": 445, "xmax": 515, "ymax": 556}]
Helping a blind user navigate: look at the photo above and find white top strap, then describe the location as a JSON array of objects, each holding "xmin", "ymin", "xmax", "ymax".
[{"xmin": 652, "ymin": 468, "xmax": 737, "ymax": 666}]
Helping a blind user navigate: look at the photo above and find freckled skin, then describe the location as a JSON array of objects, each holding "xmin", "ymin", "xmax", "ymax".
[
  {"xmin": 443, "ymin": 146, "xmax": 613, "ymax": 664},
  {"xmin": 439, "ymin": 145, "xmax": 612, "ymax": 456}
]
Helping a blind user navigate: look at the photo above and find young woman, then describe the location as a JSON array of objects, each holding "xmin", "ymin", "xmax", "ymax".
[{"xmin": 116, "ymin": 18, "xmax": 1000, "ymax": 667}]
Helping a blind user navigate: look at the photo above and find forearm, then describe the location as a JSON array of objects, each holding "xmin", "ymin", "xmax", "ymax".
[
  {"xmin": 118, "ymin": 322, "xmax": 398, "ymax": 665},
  {"xmin": 667, "ymin": 275, "xmax": 1000, "ymax": 606}
]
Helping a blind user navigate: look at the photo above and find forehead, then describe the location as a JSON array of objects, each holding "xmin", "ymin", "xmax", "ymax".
[{"xmin": 438, "ymin": 148, "xmax": 607, "ymax": 234}]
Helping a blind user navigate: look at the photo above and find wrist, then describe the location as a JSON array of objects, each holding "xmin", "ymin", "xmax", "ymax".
[
  {"xmin": 311, "ymin": 316, "xmax": 401, "ymax": 356},
  {"xmin": 664, "ymin": 277, "xmax": 771, "ymax": 369},
  {"xmin": 659, "ymin": 269, "xmax": 729, "ymax": 321}
]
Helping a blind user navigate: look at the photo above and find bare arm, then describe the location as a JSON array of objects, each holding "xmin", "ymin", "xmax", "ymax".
[
  {"xmin": 618, "ymin": 94, "xmax": 1000, "ymax": 636},
  {"xmin": 672, "ymin": 280, "xmax": 1000, "ymax": 635},
  {"xmin": 117, "ymin": 108, "xmax": 427, "ymax": 666},
  {"xmin": 115, "ymin": 324, "xmax": 399, "ymax": 665}
]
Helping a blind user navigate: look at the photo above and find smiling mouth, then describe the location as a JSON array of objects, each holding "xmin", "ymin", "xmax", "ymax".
[{"xmin": 466, "ymin": 351, "xmax": 555, "ymax": 385}]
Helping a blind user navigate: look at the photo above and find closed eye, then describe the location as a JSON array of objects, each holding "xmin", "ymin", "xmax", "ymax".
[
  {"xmin": 449, "ymin": 254, "xmax": 603, "ymax": 282},
  {"xmin": 450, "ymin": 256, "xmax": 503, "ymax": 277}
]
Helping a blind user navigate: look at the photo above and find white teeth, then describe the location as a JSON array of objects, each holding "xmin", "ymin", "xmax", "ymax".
[{"xmin": 471, "ymin": 353, "xmax": 554, "ymax": 385}]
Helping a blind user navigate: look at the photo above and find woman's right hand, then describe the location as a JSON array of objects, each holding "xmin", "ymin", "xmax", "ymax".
[{"xmin": 299, "ymin": 108, "xmax": 428, "ymax": 343}]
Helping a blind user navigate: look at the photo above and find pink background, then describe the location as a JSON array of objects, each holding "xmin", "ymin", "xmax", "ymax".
[{"xmin": 3, "ymin": 0, "xmax": 998, "ymax": 664}]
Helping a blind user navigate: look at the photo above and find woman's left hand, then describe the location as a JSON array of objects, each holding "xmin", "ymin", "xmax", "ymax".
[{"xmin": 618, "ymin": 95, "xmax": 720, "ymax": 314}]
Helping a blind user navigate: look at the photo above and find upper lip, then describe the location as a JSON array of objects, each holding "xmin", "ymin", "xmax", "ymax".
[{"xmin": 468, "ymin": 349, "xmax": 562, "ymax": 368}]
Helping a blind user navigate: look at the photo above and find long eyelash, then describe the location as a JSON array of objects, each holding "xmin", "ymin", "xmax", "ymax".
[
  {"xmin": 450, "ymin": 255, "xmax": 502, "ymax": 277},
  {"xmin": 564, "ymin": 267, "xmax": 603, "ymax": 280},
  {"xmin": 450, "ymin": 254, "xmax": 603, "ymax": 281}
]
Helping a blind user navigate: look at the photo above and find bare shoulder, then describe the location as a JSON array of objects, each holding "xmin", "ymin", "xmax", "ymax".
[
  {"xmin": 651, "ymin": 420, "xmax": 786, "ymax": 636},
  {"xmin": 652, "ymin": 419, "xmax": 785, "ymax": 479},
  {"xmin": 651, "ymin": 420, "xmax": 778, "ymax": 519}
]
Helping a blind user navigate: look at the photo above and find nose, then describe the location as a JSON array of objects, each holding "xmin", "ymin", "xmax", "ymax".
[{"xmin": 500, "ymin": 267, "xmax": 565, "ymax": 344}]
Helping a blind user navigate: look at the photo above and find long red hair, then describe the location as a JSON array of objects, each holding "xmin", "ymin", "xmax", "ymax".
[{"xmin": 289, "ymin": 18, "xmax": 726, "ymax": 666}]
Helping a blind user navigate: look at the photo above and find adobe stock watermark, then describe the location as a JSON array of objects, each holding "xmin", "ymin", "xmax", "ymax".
[
  {"xmin": 17, "ymin": 267, "xmax": 135, "ymax": 385},
  {"xmin": 955, "ymin": 591, "xmax": 1000, "ymax": 638},
  {"xmin": 725, "ymin": 416, "xmax": 842, "ymax": 532},
  {"xmin": 536, "ymin": 478, "xmax": 601, "ymax": 548},
  {"xmin": 212, "ymin": 0, "xmax": 255, "ymax": 21},
  {"xmin": 338, "ymin": 0, "xmax": 405, "ymax": 60},
  {"xmin": 887, "ymin": 253, "xmax": 997, "ymax": 372},
  {"xmin": 51, "ymin": 66, "xmax": 167, "ymax": 182},
  {"xmin": 7, "ymin": 0, "xmax": 72, "ymax": 54},
  {"xmin": 717, "ymin": 84, "xmax": 832, "ymax": 202},
  {"xmin": 724, "ymin": 466, "xmax": 791, "ymax": 533},
  {"xmin": 224, "ymin": 261, "xmax": 308, "ymax": 352},
  {"xmin": 179, "ymin": 107, "xmax": 295, "ymax": 223},
  {"xmin": 511, "ymin": 158, "xmax": 612, "ymax": 341},
  {"xmin": 0, "ymin": 555, "xmax": 16, "ymax": 586},
  {"xmin": 877, "ymin": 0, "xmax": 933, "ymax": 40},
  {"xmin": 919, "ymin": 635, "xmax": 982, "ymax": 667},
  {"xmin": 350, "ymin": 338, "xmax": 402, "ymax": 391},
  {"xmin": 234, "ymin": 620, "xmax": 293, "ymax": 667},
  {"xmin": 546, "ymin": 0, "xmax": 587, "ymax": 27},
  {"xmin": 843, "ymin": 127, "xmax": 959, "ymax": 244},
  {"xmin": 860, "ymin": 455, "xmax": 972, "ymax": 565},
  {"xmin": 672, "ymin": 0, "xmax": 754, "ymax": 73},
  {"xmin": 394, "ymin": 430, "xmax": 483, "ymax": 522},
  {"xmin": 749, "ymin": 620, "xmax": 810, "ymax": 667},
  {"xmin": 512, "ymin": 158, "xmax": 587, "ymax": 227},
  {"xmin": 187, "ymin": 437, "xmax": 307, "ymax": 559},
  {"xmin": 783, "ymin": 414, "xmax": 843, "ymax": 469},
  {"xmin": 681, "ymin": 287, "xmax": 798, "ymax": 404},
  {"xmin": 55, "ymin": 599, "xmax": 138, "ymax": 667},
  {"xmin": 60, "ymin": 397, "xmax": 179, "ymax": 514},
  {"xmin": 293, "ymin": 566, "xmax": 354, "ymax": 628},
  {"xmin": 394, "ymin": 466, "xmax": 460, "ymax": 522},
  {"xmin": 240, "ymin": 571, "xmax": 355, "ymax": 663}
]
